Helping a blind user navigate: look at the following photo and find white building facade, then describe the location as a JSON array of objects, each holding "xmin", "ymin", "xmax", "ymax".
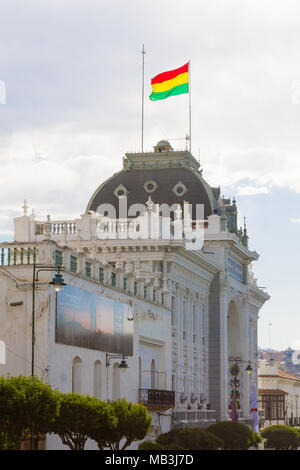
[
  {"xmin": 0, "ymin": 140, "xmax": 269, "ymax": 448},
  {"xmin": 259, "ymin": 360, "xmax": 300, "ymax": 428}
]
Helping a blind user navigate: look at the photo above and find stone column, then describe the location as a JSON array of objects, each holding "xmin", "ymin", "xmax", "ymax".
[
  {"xmin": 242, "ymin": 297, "xmax": 251, "ymax": 420},
  {"xmin": 175, "ymin": 285, "xmax": 185, "ymax": 407},
  {"xmin": 186, "ymin": 290, "xmax": 193, "ymax": 402}
]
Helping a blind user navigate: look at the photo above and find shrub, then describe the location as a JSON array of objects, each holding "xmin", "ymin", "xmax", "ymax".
[
  {"xmin": 207, "ymin": 422, "xmax": 255, "ymax": 450},
  {"xmin": 138, "ymin": 438, "xmax": 190, "ymax": 451},
  {"xmin": 156, "ymin": 428, "xmax": 224, "ymax": 450},
  {"xmin": 249, "ymin": 430, "xmax": 262, "ymax": 449},
  {"xmin": 293, "ymin": 427, "xmax": 300, "ymax": 446},
  {"xmin": 261, "ymin": 425, "xmax": 300, "ymax": 450},
  {"xmin": 138, "ymin": 440, "xmax": 165, "ymax": 450},
  {"xmin": 162, "ymin": 443, "xmax": 186, "ymax": 450}
]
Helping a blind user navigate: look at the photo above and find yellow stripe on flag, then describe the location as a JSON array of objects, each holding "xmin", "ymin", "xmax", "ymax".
[{"xmin": 151, "ymin": 72, "xmax": 188, "ymax": 93}]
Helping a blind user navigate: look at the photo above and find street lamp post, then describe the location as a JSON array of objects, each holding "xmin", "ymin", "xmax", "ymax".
[
  {"xmin": 31, "ymin": 264, "xmax": 66, "ymax": 376},
  {"xmin": 229, "ymin": 358, "xmax": 252, "ymax": 421}
]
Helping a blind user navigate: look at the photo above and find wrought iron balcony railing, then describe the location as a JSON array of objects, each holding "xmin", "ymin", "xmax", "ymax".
[{"xmin": 139, "ymin": 389, "xmax": 175, "ymax": 408}]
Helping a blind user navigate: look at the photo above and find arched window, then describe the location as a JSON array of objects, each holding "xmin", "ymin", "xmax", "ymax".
[
  {"xmin": 113, "ymin": 363, "xmax": 120, "ymax": 400},
  {"xmin": 94, "ymin": 360, "xmax": 102, "ymax": 399},
  {"xmin": 151, "ymin": 359, "xmax": 157, "ymax": 389},
  {"xmin": 72, "ymin": 356, "xmax": 82, "ymax": 393}
]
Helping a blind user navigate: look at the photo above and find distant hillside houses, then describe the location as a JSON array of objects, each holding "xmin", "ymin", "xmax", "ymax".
[{"xmin": 258, "ymin": 348, "xmax": 300, "ymax": 378}]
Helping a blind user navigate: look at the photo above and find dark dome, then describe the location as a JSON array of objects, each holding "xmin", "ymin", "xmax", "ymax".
[
  {"xmin": 86, "ymin": 145, "xmax": 219, "ymax": 220},
  {"xmin": 156, "ymin": 140, "xmax": 171, "ymax": 147},
  {"xmin": 88, "ymin": 174, "xmax": 218, "ymax": 221}
]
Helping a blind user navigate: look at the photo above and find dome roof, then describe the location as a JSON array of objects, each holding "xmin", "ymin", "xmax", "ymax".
[
  {"xmin": 155, "ymin": 140, "xmax": 173, "ymax": 149},
  {"xmin": 86, "ymin": 144, "xmax": 220, "ymax": 220}
]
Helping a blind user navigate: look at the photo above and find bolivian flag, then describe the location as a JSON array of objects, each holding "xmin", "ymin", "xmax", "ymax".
[{"xmin": 149, "ymin": 62, "xmax": 189, "ymax": 101}]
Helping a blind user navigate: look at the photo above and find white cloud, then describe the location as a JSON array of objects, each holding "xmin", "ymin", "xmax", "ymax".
[
  {"xmin": 204, "ymin": 147, "xmax": 300, "ymax": 193},
  {"xmin": 291, "ymin": 218, "xmax": 300, "ymax": 223},
  {"xmin": 236, "ymin": 185, "xmax": 269, "ymax": 196},
  {"xmin": 0, "ymin": 0, "xmax": 300, "ymax": 234},
  {"xmin": 0, "ymin": 123, "xmax": 122, "ymax": 224}
]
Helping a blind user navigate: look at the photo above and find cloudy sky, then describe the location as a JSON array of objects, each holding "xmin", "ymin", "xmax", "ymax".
[{"xmin": 0, "ymin": 0, "xmax": 299, "ymax": 350}]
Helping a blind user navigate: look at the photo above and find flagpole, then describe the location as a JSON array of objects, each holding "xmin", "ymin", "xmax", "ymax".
[
  {"xmin": 188, "ymin": 59, "xmax": 191, "ymax": 153},
  {"xmin": 141, "ymin": 44, "xmax": 146, "ymax": 152}
]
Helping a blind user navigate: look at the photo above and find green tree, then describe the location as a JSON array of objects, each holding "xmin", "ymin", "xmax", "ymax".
[
  {"xmin": 156, "ymin": 428, "xmax": 224, "ymax": 450},
  {"xmin": 138, "ymin": 440, "xmax": 165, "ymax": 450},
  {"xmin": 138, "ymin": 439, "xmax": 186, "ymax": 450},
  {"xmin": 207, "ymin": 421, "xmax": 259, "ymax": 450},
  {"xmin": 261, "ymin": 425, "xmax": 300, "ymax": 450},
  {"xmin": 93, "ymin": 398, "xmax": 152, "ymax": 450},
  {"xmin": 53, "ymin": 393, "xmax": 116, "ymax": 450},
  {"xmin": 0, "ymin": 375, "xmax": 60, "ymax": 450}
]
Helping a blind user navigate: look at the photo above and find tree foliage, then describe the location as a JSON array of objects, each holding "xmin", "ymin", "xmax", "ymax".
[
  {"xmin": 92, "ymin": 398, "xmax": 152, "ymax": 450},
  {"xmin": 261, "ymin": 425, "xmax": 300, "ymax": 450},
  {"xmin": 0, "ymin": 375, "xmax": 60, "ymax": 449},
  {"xmin": 138, "ymin": 440, "xmax": 165, "ymax": 450},
  {"xmin": 138, "ymin": 439, "xmax": 186, "ymax": 450},
  {"xmin": 156, "ymin": 427, "xmax": 224, "ymax": 450},
  {"xmin": 207, "ymin": 421, "xmax": 259, "ymax": 450},
  {"xmin": 53, "ymin": 393, "xmax": 116, "ymax": 450}
]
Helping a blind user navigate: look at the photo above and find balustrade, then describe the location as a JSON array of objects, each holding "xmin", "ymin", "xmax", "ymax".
[{"xmin": 0, "ymin": 246, "xmax": 38, "ymax": 266}]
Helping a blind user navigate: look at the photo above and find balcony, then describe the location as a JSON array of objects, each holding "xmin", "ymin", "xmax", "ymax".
[
  {"xmin": 139, "ymin": 389, "xmax": 175, "ymax": 410},
  {"xmin": 172, "ymin": 409, "xmax": 216, "ymax": 428}
]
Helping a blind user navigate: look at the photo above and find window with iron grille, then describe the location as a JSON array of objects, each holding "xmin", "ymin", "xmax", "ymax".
[
  {"xmin": 144, "ymin": 286, "xmax": 147, "ymax": 299},
  {"xmin": 70, "ymin": 255, "xmax": 77, "ymax": 273},
  {"xmin": 123, "ymin": 277, "xmax": 127, "ymax": 291},
  {"xmin": 259, "ymin": 395, "xmax": 285, "ymax": 420},
  {"xmin": 86, "ymin": 262, "xmax": 91, "ymax": 278},
  {"xmin": 152, "ymin": 290, "xmax": 156, "ymax": 302},
  {"xmin": 55, "ymin": 250, "xmax": 63, "ymax": 267},
  {"xmin": 111, "ymin": 272, "xmax": 116, "ymax": 288},
  {"xmin": 134, "ymin": 281, "xmax": 138, "ymax": 296},
  {"xmin": 99, "ymin": 267, "xmax": 104, "ymax": 283}
]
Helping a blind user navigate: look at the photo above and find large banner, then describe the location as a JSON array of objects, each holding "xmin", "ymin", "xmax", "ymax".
[{"xmin": 56, "ymin": 286, "xmax": 133, "ymax": 355}]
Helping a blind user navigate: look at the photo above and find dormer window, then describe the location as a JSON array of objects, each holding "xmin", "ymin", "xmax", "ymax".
[
  {"xmin": 113, "ymin": 184, "xmax": 129, "ymax": 198},
  {"xmin": 144, "ymin": 180, "xmax": 159, "ymax": 194},
  {"xmin": 172, "ymin": 181, "xmax": 188, "ymax": 197}
]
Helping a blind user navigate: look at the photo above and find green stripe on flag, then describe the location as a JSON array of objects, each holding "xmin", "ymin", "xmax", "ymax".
[{"xmin": 149, "ymin": 83, "xmax": 188, "ymax": 101}]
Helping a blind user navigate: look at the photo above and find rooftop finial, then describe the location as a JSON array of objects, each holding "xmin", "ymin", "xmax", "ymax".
[
  {"xmin": 146, "ymin": 196, "xmax": 154, "ymax": 212},
  {"xmin": 22, "ymin": 200, "xmax": 29, "ymax": 216},
  {"xmin": 242, "ymin": 216, "xmax": 249, "ymax": 248},
  {"xmin": 154, "ymin": 140, "xmax": 173, "ymax": 153}
]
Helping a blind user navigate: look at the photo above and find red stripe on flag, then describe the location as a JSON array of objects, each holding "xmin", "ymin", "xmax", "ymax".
[{"xmin": 151, "ymin": 63, "xmax": 189, "ymax": 85}]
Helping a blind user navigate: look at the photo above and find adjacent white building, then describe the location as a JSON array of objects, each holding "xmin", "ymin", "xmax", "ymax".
[
  {"xmin": 0, "ymin": 140, "xmax": 269, "ymax": 448},
  {"xmin": 259, "ymin": 360, "xmax": 300, "ymax": 428}
]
